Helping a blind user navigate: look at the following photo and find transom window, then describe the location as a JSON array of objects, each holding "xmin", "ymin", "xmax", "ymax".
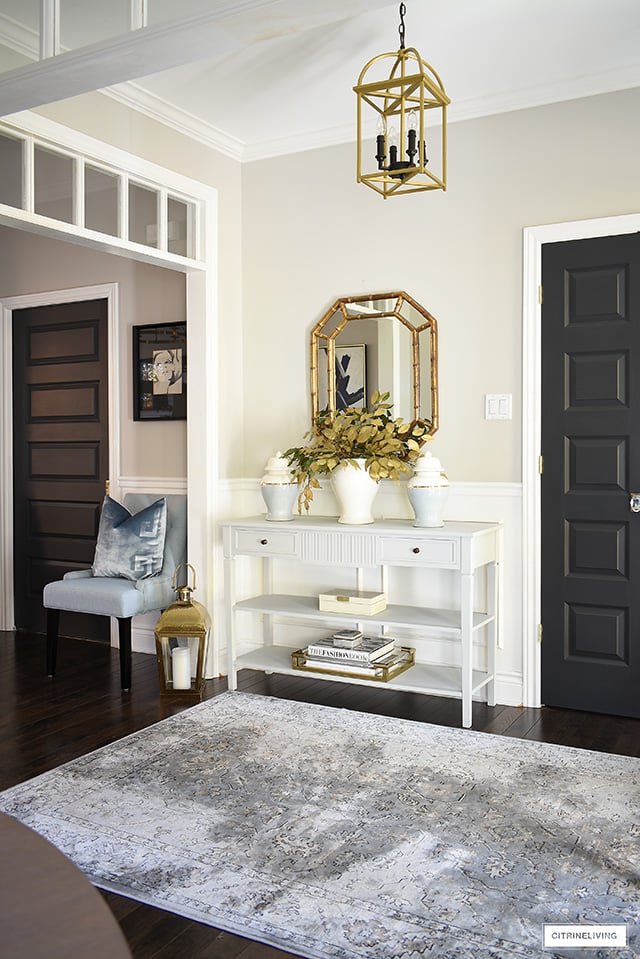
[{"xmin": 0, "ymin": 123, "xmax": 199, "ymax": 262}]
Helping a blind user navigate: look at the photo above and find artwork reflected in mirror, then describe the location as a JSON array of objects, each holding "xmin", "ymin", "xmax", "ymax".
[
  {"xmin": 318, "ymin": 344, "xmax": 367, "ymax": 410},
  {"xmin": 311, "ymin": 292, "xmax": 438, "ymax": 434}
]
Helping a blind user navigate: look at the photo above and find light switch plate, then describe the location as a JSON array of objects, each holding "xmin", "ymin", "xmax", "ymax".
[{"xmin": 485, "ymin": 394, "xmax": 512, "ymax": 420}]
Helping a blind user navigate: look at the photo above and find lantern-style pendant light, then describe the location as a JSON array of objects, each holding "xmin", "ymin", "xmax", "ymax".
[
  {"xmin": 154, "ymin": 563, "xmax": 211, "ymax": 699},
  {"xmin": 354, "ymin": 3, "xmax": 449, "ymax": 198}
]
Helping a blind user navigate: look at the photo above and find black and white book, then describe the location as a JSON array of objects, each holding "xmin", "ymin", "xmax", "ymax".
[
  {"xmin": 303, "ymin": 650, "xmax": 399, "ymax": 675},
  {"xmin": 305, "ymin": 635, "xmax": 395, "ymax": 663}
]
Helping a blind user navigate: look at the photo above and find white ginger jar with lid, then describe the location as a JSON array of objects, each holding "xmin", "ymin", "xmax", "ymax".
[
  {"xmin": 406, "ymin": 450, "xmax": 449, "ymax": 528},
  {"xmin": 260, "ymin": 451, "xmax": 299, "ymax": 522}
]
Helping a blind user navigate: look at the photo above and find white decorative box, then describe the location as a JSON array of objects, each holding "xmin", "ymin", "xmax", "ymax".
[{"xmin": 318, "ymin": 590, "xmax": 387, "ymax": 616}]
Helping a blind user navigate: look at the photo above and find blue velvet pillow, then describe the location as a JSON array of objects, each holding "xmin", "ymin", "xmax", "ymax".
[{"xmin": 92, "ymin": 496, "xmax": 167, "ymax": 581}]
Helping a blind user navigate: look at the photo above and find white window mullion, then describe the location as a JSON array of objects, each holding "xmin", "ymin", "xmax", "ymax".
[
  {"xmin": 191, "ymin": 201, "xmax": 200, "ymax": 261},
  {"xmin": 40, "ymin": 0, "xmax": 60, "ymax": 59},
  {"xmin": 74, "ymin": 156, "xmax": 84, "ymax": 228},
  {"xmin": 121, "ymin": 174, "xmax": 130, "ymax": 242},
  {"xmin": 157, "ymin": 188, "xmax": 167, "ymax": 251},
  {"xmin": 23, "ymin": 137, "xmax": 34, "ymax": 213},
  {"xmin": 130, "ymin": 0, "xmax": 147, "ymax": 31}
]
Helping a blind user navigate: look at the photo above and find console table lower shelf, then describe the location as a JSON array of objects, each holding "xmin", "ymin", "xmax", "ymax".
[
  {"xmin": 233, "ymin": 644, "xmax": 494, "ymax": 704},
  {"xmin": 292, "ymin": 645, "xmax": 415, "ymax": 682}
]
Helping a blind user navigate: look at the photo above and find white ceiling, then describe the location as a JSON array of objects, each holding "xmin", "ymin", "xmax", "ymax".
[{"xmin": 1, "ymin": 0, "xmax": 640, "ymax": 161}]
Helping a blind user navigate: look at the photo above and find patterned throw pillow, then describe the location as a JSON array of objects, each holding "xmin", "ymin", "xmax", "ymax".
[{"xmin": 92, "ymin": 496, "xmax": 167, "ymax": 581}]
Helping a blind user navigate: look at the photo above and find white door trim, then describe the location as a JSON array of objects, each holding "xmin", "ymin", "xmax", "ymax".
[
  {"xmin": 0, "ymin": 283, "xmax": 120, "ymax": 630},
  {"xmin": 522, "ymin": 211, "xmax": 640, "ymax": 708}
]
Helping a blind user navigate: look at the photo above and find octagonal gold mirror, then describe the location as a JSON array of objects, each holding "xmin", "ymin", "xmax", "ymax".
[{"xmin": 310, "ymin": 291, "xmax": 438, "ymax": 434}]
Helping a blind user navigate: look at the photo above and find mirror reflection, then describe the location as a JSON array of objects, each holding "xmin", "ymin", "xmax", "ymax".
[{"xmin": 311, "ymin": 292, "xmax": 438, "ymax": 434}]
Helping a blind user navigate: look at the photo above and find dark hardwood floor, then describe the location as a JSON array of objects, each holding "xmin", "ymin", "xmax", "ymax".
[{"xmin": 1, "ymin": 629, "xmax": 639, "ymax": 958}]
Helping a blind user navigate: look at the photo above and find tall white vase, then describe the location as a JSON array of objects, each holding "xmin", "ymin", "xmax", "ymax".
[{"xmin": 331, "ymin": 459, "xmax": 379, "ymax": 525}]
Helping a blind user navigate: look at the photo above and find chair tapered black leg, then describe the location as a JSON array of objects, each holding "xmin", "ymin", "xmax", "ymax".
[
  {"xmin": 117, "ymin": 617, "xmax": 132, "ymax": 691},
  {"xmin": 46, "ymin": 609, "xmax": 59, "ymax": 677}
]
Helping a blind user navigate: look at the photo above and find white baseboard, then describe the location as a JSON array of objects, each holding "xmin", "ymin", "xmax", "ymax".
[
  {"xmin": 494, "ymin": 673, "xmax": 526, "ymax": 708},
  {"xmin": 131, "ymin": 623, "xmax": 158, "ymax": 656}
]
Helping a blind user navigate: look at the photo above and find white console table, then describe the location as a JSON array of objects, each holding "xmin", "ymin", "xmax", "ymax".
[{"xmin": 221, "ymin": 516, "xmax": 502, "ymax": 728}]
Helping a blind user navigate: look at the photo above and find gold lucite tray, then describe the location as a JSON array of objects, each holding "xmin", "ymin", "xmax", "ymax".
[{"xmin": 292, "ymin": 646, "xmax": 415, "ymax": 683}]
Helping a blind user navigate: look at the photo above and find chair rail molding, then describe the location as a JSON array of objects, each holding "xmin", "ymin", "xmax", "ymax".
[
  {"xmin": 522, "ymin": 210, "xmax": 640, "ymax": 710},
  {"xmin": 118, "ymin": 476, "xmax": 188, "ymax": 495}
]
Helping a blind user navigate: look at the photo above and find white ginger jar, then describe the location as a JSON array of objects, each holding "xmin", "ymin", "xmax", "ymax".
[
  {"xmin": 407, "ymin": 451, "xmax": 449, "ymax": 528},
  {"xmin": 260, "ymin": 451, "xmax": 299, "ymax": 522}
]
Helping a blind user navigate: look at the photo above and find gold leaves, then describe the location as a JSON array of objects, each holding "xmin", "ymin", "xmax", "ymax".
[{"xmin": 284, "ymin": 392, "xmax": 429, "ymax": 512}]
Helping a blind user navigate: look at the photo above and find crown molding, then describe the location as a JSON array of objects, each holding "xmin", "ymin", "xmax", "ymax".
[
  {"xmin": 105, "ymin": 83, "xmax": 246, "ymax": 162},
  {"xmin": 449, "ymin": 62, "xmax": 640, "ymax": 127},
  {"xmin": 106, "ymin": 67, "xmax": 640, "ymax": 164},
  {"xmin": 0, "ymin": 13, "xmax": 37, "ymax": 59},
  {"xmin": 2, "ymin": 16, "xmax": 639, "ymax": 164}
]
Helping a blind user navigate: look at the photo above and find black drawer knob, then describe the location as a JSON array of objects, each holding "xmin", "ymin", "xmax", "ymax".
[
  {"xmin": 412, "ymin": 547, "xmax": 420, "ymax": 554},
  {"xmin": 260, "ymin": 538, "xmax": 268, "ymax": 546}
]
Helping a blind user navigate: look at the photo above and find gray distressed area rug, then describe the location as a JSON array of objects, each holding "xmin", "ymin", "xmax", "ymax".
[{"xmin": 0, "ymin": 692, "xmax": 638, "ymax": 959}]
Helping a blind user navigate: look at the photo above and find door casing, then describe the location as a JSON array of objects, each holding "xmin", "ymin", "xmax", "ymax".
[
  {"xmin": 523, "ymin": 212, "xmax": 640, "ymax": 708},
  {"xmin": 0, "ymin": 283, "xmax": 120, "ymax": 630}
]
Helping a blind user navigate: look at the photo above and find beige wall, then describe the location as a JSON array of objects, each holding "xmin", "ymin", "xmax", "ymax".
[
  {"xmin": 36, "ymin": 93, "xmax": 245, "ymax": 480},
  {"xmin": 241, "ymin": 87, "xmax": 640, "ymax": 483},
  {"xmin": 10, "ymin": 85, "xmax": 640, "ymax": 485},
  {"xmin": 0, "ymin": 226, "xmax": 187, "ymax": 477}
]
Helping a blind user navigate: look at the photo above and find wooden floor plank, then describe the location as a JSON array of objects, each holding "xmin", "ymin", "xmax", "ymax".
[{"xmin": 2, "ymin": 629, "xmax": 639, "ymax": 959}]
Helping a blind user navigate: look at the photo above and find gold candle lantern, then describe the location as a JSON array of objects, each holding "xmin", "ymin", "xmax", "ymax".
[{"xmin": 154, "ymin": 563, "xmax": 211, "ymax": 698}]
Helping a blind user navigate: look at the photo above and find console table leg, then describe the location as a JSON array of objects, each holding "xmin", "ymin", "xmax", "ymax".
[
  {"xmin": 224, "ymin": 556, "xmax": 238, "ymax": 691},
  {"xmin": 461, "ymin": 571, "xmax": 473, "ymax": 728},
  {"xmin": 486, "ymin": 560, "xmax": 498, "ymax": 707}
]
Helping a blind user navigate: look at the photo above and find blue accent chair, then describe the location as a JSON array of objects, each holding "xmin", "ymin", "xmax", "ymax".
[{"xmin": 43, "ymin": 493, "xmax": 187, "ymax": 691}]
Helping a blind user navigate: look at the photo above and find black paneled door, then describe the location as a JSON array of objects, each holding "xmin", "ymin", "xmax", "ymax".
[
  {"xmin": 12, "ymin": 299, "xmax": 109, "ymax": 640},
  {"xmin": 541, "ymin": 232, "xmax": 640, "ymax": 718}
]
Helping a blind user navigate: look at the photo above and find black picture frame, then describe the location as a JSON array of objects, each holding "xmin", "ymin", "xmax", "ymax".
[{"xmin": 133, "ymin": 322, "xmax": 187, "ymax": 421}]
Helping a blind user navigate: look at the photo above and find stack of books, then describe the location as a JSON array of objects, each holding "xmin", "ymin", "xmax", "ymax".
[{"xmin": 292, "ymin": 629, "xmax": 415, "ymax": 682}]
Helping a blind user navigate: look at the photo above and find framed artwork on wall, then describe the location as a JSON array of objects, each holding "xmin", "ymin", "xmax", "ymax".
[
  {"xmin": 318, "ymin": 344, "xmax": 367, "ymax": 411},
  {"xmin": 133, "ymin": 322, "xmax": 187, "ymax": 421}
]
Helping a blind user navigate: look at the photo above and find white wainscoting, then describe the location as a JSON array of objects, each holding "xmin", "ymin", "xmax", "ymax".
[{"xmin": 214, "ymin": 478, "xmax": 524, "ymax": 706}]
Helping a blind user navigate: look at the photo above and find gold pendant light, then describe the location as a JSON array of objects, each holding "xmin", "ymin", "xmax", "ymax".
[{"xmin": 354, "ymin": 3, "xmax": 449, "ymax": 198}]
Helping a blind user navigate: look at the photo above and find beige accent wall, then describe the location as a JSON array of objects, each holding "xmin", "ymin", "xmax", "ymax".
[
  {"xmin": 241, "ymin": 87, "xmax": 640, "ymax": 482},
  {"xmin": 11, "ymin": 85, "xmax": 640, "ymax": 485},
  {"xmin": 0, "ymin": 226, "xmax": 187, "ymax": 476},
  {"xmin": 36, "ymin": 93, "xmax": 244, "ymax": 479}
]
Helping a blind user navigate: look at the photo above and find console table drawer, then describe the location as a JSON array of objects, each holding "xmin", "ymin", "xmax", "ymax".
[
  {"xmin": 232, "ymin": 528, "xmax": 299, "ymax": 558},
  {"xmin": 378, "ymin": 536, "xmax": 459, "ymax": 568}
]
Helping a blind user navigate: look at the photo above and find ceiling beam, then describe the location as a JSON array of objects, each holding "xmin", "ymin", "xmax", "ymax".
[{"xmin": 0, "ymin": 0, "xmax": 392, "ymax": 118}]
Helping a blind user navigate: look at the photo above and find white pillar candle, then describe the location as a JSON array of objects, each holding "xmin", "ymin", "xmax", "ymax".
[{"xmin": 172, "ymin": 647, "xmax": 191, "ymax": 689}]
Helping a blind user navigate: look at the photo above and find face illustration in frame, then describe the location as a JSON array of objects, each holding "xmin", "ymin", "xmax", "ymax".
[{"xmin": 153, "ymin": 348, "xmax": 183, "ymax": 394}]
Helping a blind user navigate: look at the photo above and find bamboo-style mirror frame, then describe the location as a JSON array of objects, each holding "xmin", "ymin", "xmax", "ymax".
[{"xmin": 310, "ymin": 291, "xmax": 438, "ymax": 434}]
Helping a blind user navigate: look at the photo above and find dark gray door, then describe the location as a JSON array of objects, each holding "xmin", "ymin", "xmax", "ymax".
[
  {"xmin": 541, "ymin": 232, "xmax": 640, "ymax": 718},
  {"xmin": 12, "ymin": 299, "xmax": 109, "ymax": 640}
]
